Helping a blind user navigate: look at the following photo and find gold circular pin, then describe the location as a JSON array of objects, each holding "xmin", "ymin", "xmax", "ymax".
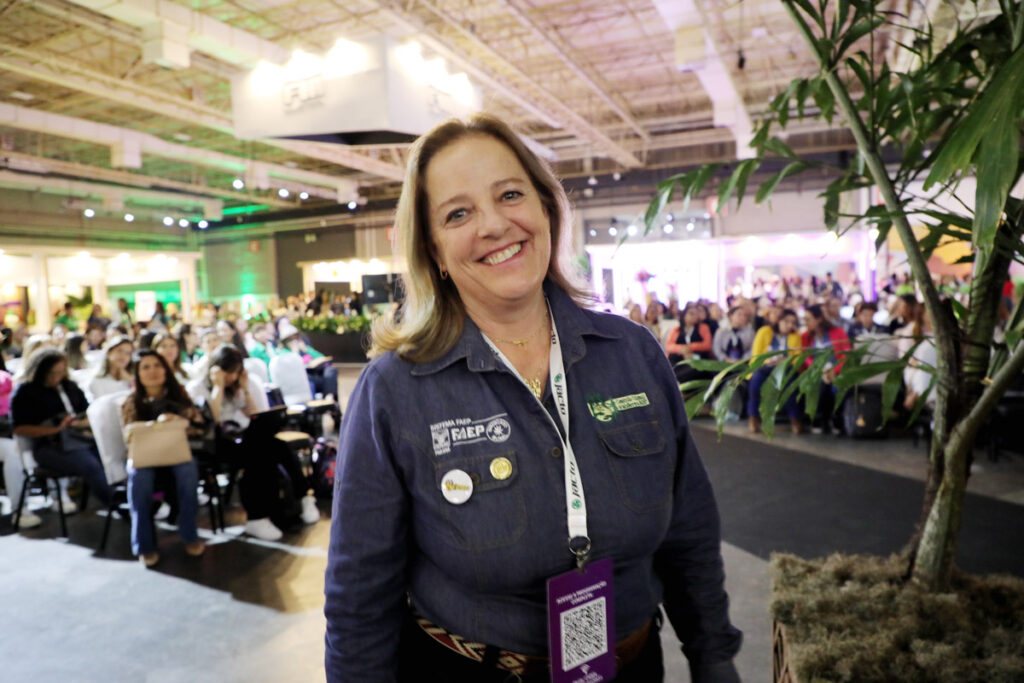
[{"xmin": 489, "ymin": 457, "xmax": 513, "ymax": 480}]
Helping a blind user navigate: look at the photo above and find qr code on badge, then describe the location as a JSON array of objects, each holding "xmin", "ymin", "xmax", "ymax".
[{"xmin": 560, "ymin": 597, "xmax": 608, "ymax": 671}]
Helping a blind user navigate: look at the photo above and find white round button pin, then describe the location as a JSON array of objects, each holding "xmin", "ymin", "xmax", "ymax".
[{"xmin": 440, "ymin": 469, "xmax": 474, "ymax": 505}]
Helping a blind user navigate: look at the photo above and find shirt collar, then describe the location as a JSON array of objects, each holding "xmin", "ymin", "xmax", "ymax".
[{"xmin": 411, "ymin": 280, "xmax": 620, "ymax": 376}]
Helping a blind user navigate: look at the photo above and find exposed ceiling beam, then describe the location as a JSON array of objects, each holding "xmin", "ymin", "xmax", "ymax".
[
  {"xmin": 370, "ymin": 0, "xmax": 642, "ymax": 167},
  {"xmin": 0, "ymin": 149, "xmax": 292, "ymax": 206},
  {"xmin": 0, "ymin": 101, "xmax": 355, "ymax": 200},
  {"xmin": 494, "ymin": 0, "xmax": 650, "ymax": 143}
]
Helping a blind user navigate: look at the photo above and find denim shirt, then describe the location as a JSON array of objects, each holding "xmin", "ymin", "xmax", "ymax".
[{"xmin": 324, "ymin": 284, "xmax": 741, "ymax": 682}]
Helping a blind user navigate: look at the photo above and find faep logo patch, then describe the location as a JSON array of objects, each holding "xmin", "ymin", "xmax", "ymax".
[
  {"xmin": 430, "ymin": 413, "xmax": 512, "ymax": 456},
  {"xmin": 586, "ymin": 392, "xmax": 650, "ymax": 423}
]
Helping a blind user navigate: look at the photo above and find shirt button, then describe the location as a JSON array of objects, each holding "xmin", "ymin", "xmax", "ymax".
[
  {"xmin": 550, "ymin": 446, "xmax": 562, "ymax": 458},
  {"xmin": 631, "ymin": 441, "xmax": 642, "ymax": 452}
]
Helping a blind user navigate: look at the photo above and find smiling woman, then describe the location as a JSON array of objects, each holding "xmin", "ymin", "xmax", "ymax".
[{"xmin": 324, "ymin": 114, "xmax": 742, "ymax": 683}]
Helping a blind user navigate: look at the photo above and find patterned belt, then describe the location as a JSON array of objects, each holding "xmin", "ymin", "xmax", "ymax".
[{"xmin": 415, "ymin": 613, "xmax": 652, "ymax": 676}]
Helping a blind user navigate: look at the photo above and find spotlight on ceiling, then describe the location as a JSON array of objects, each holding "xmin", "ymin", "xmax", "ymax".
[
  {"xmin": 608, "ymin": 226, "xmax": 618, "ymax": 237},
  {"xmin": 178, "ymin": 218, "xmax": 189, "ymax": 228},
  {"xmin": 198, "ymin": 220, "xmax": 209, "ymax": 229},
  {"xmin": 124, "ymin": 213, "xmax": 134, "ymax": 222},
  {"xmin": 347, "ymin": 200, "xmax": 357, "ymax": 210},
  {"xmin": 83, "ymin": 208, "xmax": 95, "ymax": 218},
  {"xmin": 278, "ymin": 188, "xmax": 290, "ymax": 198},
  {"xmin": 612, "ymin": 172, "xmax": 622, "ymax": 181},
  {"xmin": 587, "ymin": 176, "xmax": 598, "ymax": 186},
  {"xmin": 299, "ymin": 192, "xmax": 309, "ymax": 200},
  {"xmin": 664, "ymin": 223, "xmax": 674, "ymax": 234},
  {"xmin": 232, "ymin": 178, "xmax": 245, "ymax": 190},
  {"xmin": 666, "ymin": 213, "xmax": 674, "ymax": 222},
  {"xmin": 627, "ymin": 224, "xmax": 638, "ymax": 236},
  {"xmin": 163, "ymin": 216, "xmax": 174, "ymax": 226},
  {"xmin": 686, "ymin": 221, "xmax": 695, "ymax": 232}
]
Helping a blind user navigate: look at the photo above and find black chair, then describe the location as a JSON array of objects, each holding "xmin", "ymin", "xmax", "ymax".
[{"xmin": 14, "ymin": 466, "xmax": 73, "ymax": 537}]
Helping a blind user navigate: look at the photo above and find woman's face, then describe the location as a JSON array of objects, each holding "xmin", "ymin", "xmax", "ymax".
[
  {"xmin": 683, "ymin": 307, "xmax": 699, "ymax": 326},
  {"xmin": 220, "ymin": 365, "xmax": 242, "ymax": 388},
  {"xmin": 778, "ymin": 314, "xmax": 797, "ymax": 335},
  {"xmin": 137, "ymin": 356, "xmax": 166, "ymax": 391},
  {"xmin": 201, "ymin": 333, "xmax": 219, "ymax": 353},
  {"xmin": 216, "ymin": 321, "xmax": 234, "ymax": 343},
  {"xmin": 426, "ymin": 134, "xmax": 551, "ymax": 315},
  {"xmin": 857, "ymin": 307, "xmax": 876, "ymax": 327},
  {"xmin": 107, "ymin": 342, "xmax": 132, "ymax": 371},
  {"xmin": 155, "ymin": 338, "xmax": 178, "ymax": 366},
  {"xmin": 805, "ymin": 313, "xmax": 820, "ymax": 333},
  {"xmin": 45, "ymin": 360, "xmax": 67, "ymax": 388},
  {"xmin": 183, "ymin": 331, "xmax": 197, "ymax": 351}
]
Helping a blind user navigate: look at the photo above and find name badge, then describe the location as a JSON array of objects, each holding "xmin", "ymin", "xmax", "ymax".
[{"xmin": 546, "ymin": 558, "xmax": 616, "ymax": 683}]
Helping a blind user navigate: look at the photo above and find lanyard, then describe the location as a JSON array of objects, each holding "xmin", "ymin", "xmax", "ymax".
[
  {"xmin": 57, "ymin": 386, "xmax": 76, "ymax": 415},
  {"xmin": 482, "ymin": 302, "xmax": 591, "ymax": 567}
]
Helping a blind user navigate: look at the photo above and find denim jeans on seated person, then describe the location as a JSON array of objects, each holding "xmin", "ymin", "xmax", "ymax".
[
  {"xmin": 746, "ymin": 366, "xmax": 802, "ymax": 421},
  {"xmin": 33, "ymin": 443, "xmax": 113, "ymax": 506},
  {"xmin": 127, "ymin": 461, "xmax": 199, "ymax": 555}
]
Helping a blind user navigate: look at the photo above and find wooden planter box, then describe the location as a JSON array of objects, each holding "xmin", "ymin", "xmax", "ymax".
[
  {"xmin": 773, "ymin": 620, "xmax": 798, "ymax": 683},
  {"xmin": 305, "ymin": 331, "xmax": 369, "ymax": 363}
]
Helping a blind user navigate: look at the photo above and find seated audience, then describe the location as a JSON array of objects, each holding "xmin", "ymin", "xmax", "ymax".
[
  {"xmin": 665, "ymin": 303, "xmax": 713, "ymax": 382},
  {"xmin": 10, "ymin": 348, "xmax": 113, "ymax": 507},
  {"xmin": 87, "ymin": 336, "xmax": 134, "ymax": 400},
  {"xmin": 186, "ymin": 345, "xmax": 318, "ymax": 541},
  {"xmin": 712, "ymin": 305, "xmax": 755, "ymax": 361},
  {"xmin": 848, "ymin": 301, "xmax": 885, "ymax": 340},
  {"xmin": 121, "ymin": 350, "xmax": 205, "ymax": 566},
  {"xmin": 151, "ymin": 333, "xmax": 190, "ymax": 386},
  {"xmin": 278, "ymin": 321, "xmax": 337, "ymax": 400},
  {"xmin": 747, "ymin": 309, "xmax": 802, "ymax": 434},
  {"xmin": 248, "ymin": 323, "xmax": 279, "ymax": 371},
  {"xmin": 798, "ymin": 304, "xmax": 851, "ymax": 433},
  {"xmin": 216, "ymin": 320, "xmax": 249, "ymax": 358}
]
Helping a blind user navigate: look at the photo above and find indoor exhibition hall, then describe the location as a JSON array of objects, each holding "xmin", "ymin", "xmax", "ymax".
[{"xmin": 2, "ymin": 1, "xmax": 1023, "ymax": 682}]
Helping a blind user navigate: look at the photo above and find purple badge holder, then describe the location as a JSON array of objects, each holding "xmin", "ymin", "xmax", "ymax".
[{"xmin": 546, "ymin": 557, "xmax": 616, "ymax": 683}]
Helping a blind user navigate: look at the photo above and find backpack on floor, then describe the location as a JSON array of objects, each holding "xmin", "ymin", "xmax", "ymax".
[
  {"xmin": 312, "ymin": 437, "xmax": 338, "ymax": 500},
  {"xmin": 843, "ymin": 386, "xmax": 888, "ymax": 438}
]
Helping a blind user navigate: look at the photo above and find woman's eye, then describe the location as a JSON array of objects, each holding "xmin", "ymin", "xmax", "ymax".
[
  {"xmin": 445, "ymin": 208, "xmax": 467, "ymax": 223},
  {"xmin": 501, "ymin": 190, "xmax": 523, "ymax": 201}
]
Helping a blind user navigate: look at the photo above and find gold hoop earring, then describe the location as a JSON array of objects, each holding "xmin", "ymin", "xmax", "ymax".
[{"xmin": 440, "ymin": 268, "xmax": 449, "ymax": 280}]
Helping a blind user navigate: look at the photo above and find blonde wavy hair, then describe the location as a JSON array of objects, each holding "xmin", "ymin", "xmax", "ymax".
[{"xmin": 371, "ymin": 114, "xmax": 589, "ymax": 363}]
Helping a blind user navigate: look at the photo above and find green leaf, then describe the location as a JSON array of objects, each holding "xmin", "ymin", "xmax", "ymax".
[
  {"xmin": 717, "ymin": 158, "xmax": 761, "ymax": 213},
  {"xmin": 836, "ymin": 15, "xmax": 886, "ymax": 62},
  {"xmin": 824, "ymin": 192, "xmax": 840, "ymax": 232},
  {"xmin": 685, "ymin": 392, "xmax": 707, "ymax": 420},
  {"xmin": 712, "ymin": 382, "xmax": 740, "ymax": 437},
  {"xmin": 973, "ymin": 113, "xmax": 1019, "ymax": 252},
  {"xmin": 925, "ymin": 43, "xmax": 1024, "ymax": 193},
  {"xmin": 755, "ymin": 161, "xmax": 811, "ymax": 204},
  {"xmin": 763, "ymin": 137, "xmax": 799, "ymax": 160},
  {"xmin": 644, "ymin": 183, "xmax": 673, "ymax": 236},
  {"xmin": 832, "ymin": 360, "xmax": 907, "ymax": 389},
  {"xmin": 845, "ymin": 54, "xmax": 872, "ymax": 93},
  {"xmin": 813, "ymin": 82, "xmax": 835, "ymax": 122},
  {"xmin": 880, "ymin": 368, "xmax": 903, "ymax": 427}
]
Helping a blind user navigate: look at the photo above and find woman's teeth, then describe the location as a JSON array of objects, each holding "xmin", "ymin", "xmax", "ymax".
[{"xmin": 483, "ymin": 243, "xmax": 522, "ymax": 265}]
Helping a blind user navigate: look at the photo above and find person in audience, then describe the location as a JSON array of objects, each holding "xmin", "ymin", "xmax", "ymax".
[
  {"xmin": 216, "ymin": 319, "xmax": 249, "ymax": 358},
  {"xmin": 85, "ymin": 325, "xmax": 106, "ymax": 352},
  {"xmin": 278, "ymin": 322, "xmax": 337, "ymax": 399},
  {"xmin": 136, "ymin": 329, "xmax": 157, "ymax": 352},
  {"xmin": 151, "ymin": 301, "xmax": 169, "ymax": 328},
  {"xmin": 712, "ymin": 305, "xmax": 754, "ymax": 361},
  {"xmin": 10, "ymin": 348, "xmax": 113, "ymax": 509},
  {"xmin": 87, "ymin": 336, "xmax": 134, "ymax": 399},
  {"xmin": 902, "ymin": 308, "xmax": 937, "ymax": 411},
  {"xmin": 50, "ymin": 323, "xmax": 68, "ymax": 345},
  {"xmin": 152, "ymin": 333, "xmax": 189, "ymax": 385},
  {"xmin": 0, "ymin": 353, "xmax": 12, "ymax": 418},
  {"xmin": 116, "ymin": 298, "xmax": 134, "ymax": 327},
  {"xmin": 665, "ymin": 303, "xmax": 713, "ymax": 382},
  {"xmin": 626, "ymin": 302, "xmax": 644, "ymax": 325},
  {"xmin": 87, "ymin": 304, "xmax": 111, "ymax": 331},
  {"xmin": 847, "ymin": 301, "xmax": 884, "ymax": 340},
  {"xmin": 54, "ymin": 302, "xmax": 78, "ymax": 332},
  {"xmin": 186, "ymin": 345, "xmax": 318, "ymax": 541},
  {"xmin": 798, "ymin": 304, "xmax": 851, "ymax": 434},
  {"xmin": 187, "ymin": 329, "xmax": 221, "ymax": 381},
  {"xmin": 887, "ymin": 294, "xmax": 918, "ymax": 335},
  {"xmin": 62, "ymin": 333, "xmax": 88, "ymax": 371},
  {"xmin": 174, "ymin": 323, "xmax": 199, "ymax": 364},
  {"xmin": 248, "ymin": 323, "xmax": 279, "ymax": 371},
  {"xmin": 747, "ymin": 309, "xmax": 803, "ymax": 434},
  {"xmin": 14, "ymin": 334, "xmax": 55, "ymax": 382},
  {"xmin": 121, "ymin": 349, "xmax": 205, "ymax": 567}
]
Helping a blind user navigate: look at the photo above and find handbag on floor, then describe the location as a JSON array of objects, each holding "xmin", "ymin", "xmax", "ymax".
[{"xmin": 125, "ymin": 419, "xmax": 192, "ymax": 468}]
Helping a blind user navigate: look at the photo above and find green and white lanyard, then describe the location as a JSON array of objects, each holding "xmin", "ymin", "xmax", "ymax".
[{"xmin": 481, "ymin": 302, "xmax": 591, "ymax": 567}]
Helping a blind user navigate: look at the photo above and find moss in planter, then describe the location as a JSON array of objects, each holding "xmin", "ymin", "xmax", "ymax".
[{"xmin": 771, "ymin": 553, "xmax": 1024, "ymax": 682}]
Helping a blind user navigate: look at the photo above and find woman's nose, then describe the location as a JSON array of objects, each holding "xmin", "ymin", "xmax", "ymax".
[{"xmin": 475, "ymin": 201, "xmax": 509, "ymax": 238}]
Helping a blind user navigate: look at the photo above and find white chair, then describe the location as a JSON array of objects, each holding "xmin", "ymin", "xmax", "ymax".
[
  {"xmin": 244, "ymin": 357, "xmax": 269, "ymax": 385},
  {"xmin": 246, "ymin": 372, "xmax": 271, "ymax": 412},
  {"xmin": 270, "ymin": 354, "xmax": 313, "ymax": 405},
  {"xmin": 86, "ymin": 390, "xmax": 131, "ymax": 485},
  {"xmin": 1, "ymin": 436, "xmax": 21, "ymax": 515}
]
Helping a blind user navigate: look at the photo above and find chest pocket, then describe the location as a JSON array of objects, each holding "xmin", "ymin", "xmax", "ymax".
[
  {"xmin": 597, "ymin": 420, "xmax": 672, "ymax": 513},
  {"xmin": 435, "ymin": 449, "xmax": 526, "ymax": 551}
]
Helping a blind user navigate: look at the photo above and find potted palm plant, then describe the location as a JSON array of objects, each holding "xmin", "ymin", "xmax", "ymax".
[{"xmin": 646, "ymin": 1, "xmax": 1024, "ymax": 679}]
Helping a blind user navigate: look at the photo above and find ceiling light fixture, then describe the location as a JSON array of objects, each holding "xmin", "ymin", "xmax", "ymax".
[
  {"xmin": 232, "ymin": 178, "xmax": 245, "ymax": 190},
  {"xmin": 163, "ymin": 216, "xmax": 174, "ymax": 226},
  {"xmin": 627, "ymin": 224, "xmax": 638, "ymax": 236},
  {"xmin": 608, "ymin": 226, "xmax": 618, "ymax": 236},
  {"xmin": 686, "ymin": 221, "xmax": 695, "ymax": 231},
  {"xmin": 124, "ymin": 213, "xmax": 134, "ymax": 222},
  {"xmin": 587, "ymin": 176, "xmax": 598, "ymax": 186},
  {"xmin": 83, "ymin": 208, "xmax": 95, "ymax": 218},
  {"xmin": 664, "ymin": 223, "xmax": 674, "ymax": 233},
  {"xmin": 178, "ymin": 219, "xmax": 189, "ymax": 227},
  {"xmin": 278, "ymin": 188, "xmax": 290, "ymax": 198},
  {"xmin": 198, "ymin": 220, "xmax": 209, "ymax": 229},
  {"xmin": 347, "ymin": 200, "xmax": 357, "ymax": 210},
  {"xmin": 300, "ymin": 192, "xmax": 309, "ymax": 200}
]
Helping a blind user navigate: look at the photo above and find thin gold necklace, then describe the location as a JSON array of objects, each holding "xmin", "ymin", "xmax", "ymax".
[{"xmin": 491, "ymin": 312, "xmax": 550, "ymax": 347}]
